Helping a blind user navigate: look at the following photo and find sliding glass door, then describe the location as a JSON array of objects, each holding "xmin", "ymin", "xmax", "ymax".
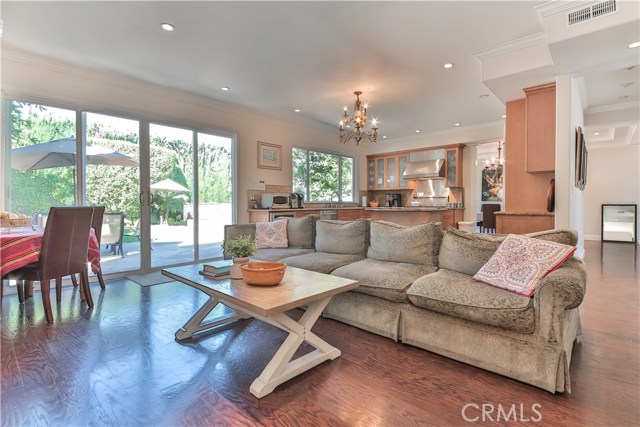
[
  {"xmin": 85, "ymin": 112, "xmax": 141, "ymax": 274},
  {"xmin": 149, "ymin": 124, "xmax": 195, "ymax": 268},
  {"xmin": 4, "ymin": 99, "xmax": 234, "ymax": 278},
  {"xmin": 7, "ymin": 101, "xmax": 77, "ymax": 213}
]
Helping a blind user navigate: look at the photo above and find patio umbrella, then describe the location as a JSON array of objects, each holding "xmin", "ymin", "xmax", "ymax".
[
  {"xmin": 11, "ymin": 137, "xmax": 138, "ymax": 171},
  {"xmin": 150, "ymin": 178, "xmax": 190, "ymax": 192}
]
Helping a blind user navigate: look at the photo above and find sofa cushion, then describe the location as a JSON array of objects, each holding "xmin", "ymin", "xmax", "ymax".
[
  {"xmin": 285, "ymin": 214, "xmax": 318, "ymax": 249},
  {"xmin": 407, "ymin": 269, "xmax": 535, "ymax": 333},
  {"xmin": 253, "ymin": 248, "xmax": 315, "ymax": 262},
  {"xmin": 474, "ymin": 234, "xmax": 576, "ymax": 296},
  {"xmin": 438, "ymin": 228, "xmax": 578, "ymax": 276},
  {"xmin": 255, "ymin": 220, "xmax": 288, "ymax": 249},
  {"xmin": 281, "ymin": 252, "xmax": 365, "ymax": 274},
  {"xmin": 332, "ymin": 259, "xmax": 437, "ymax": 303},
  {"xmin": 438, "ymin": 228, "xmax": 503, "ymax": 276},
  {"xmin": 366, "ymin": 221, "xmax": 442, "ymax": 267},
  {"xmin": 315, "ymin": 219, "xmax": 369, "ymax": 256}
]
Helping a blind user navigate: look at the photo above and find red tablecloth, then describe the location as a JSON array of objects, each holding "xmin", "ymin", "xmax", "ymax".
[{"xmin": 0, "ymin": 227, "xmax": 101, "ymax": 279}]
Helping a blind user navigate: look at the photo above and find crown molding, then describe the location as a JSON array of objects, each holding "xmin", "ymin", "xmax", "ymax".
[
  {"xmin": 473, "ymin": 33, "xmax": 547, "ymax": 60},
  {"xmin": 585, "ymin": 100, "xmax": 640, "ymax": 114}
]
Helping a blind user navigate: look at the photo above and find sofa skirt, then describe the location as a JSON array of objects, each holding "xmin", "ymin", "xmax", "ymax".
[
  {"xmin": 323, "ymin": 290, "xmax": 582, "ymax": 393},
  {"xmin": 399, "ymin": 304, "xmax": 582, "ymax": 393},
  {"xmin": 323, "ymin": 291, "xmax": 402, "ymax": 341}
]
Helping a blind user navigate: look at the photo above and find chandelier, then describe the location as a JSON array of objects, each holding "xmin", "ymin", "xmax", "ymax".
[
  {"xmin": 339, "ymin": 91, "xmax": 378, "ymax": 145},
  {"xmin": 484, "ymin": 141, "xmax": 504, "ymax": 172}
]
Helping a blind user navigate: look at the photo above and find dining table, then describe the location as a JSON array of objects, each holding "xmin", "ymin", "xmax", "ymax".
[{"xmin": 0, "ymin": 226, "xmax": 101, "ymax": 280}]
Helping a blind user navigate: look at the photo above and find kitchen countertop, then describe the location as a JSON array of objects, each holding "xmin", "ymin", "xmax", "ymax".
[
  {"xmin": 365, "ymin": 207, "xmax": 450, "ymax": 212},
  {"xmin": 494, "ymin": 211, "xmax": 555, "ymax": 216},
  {"xmin": 248, "ymin": 206, "xmax": 463, "ymax": 212}
]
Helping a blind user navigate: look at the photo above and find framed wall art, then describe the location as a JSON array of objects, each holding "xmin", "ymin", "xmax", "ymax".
[
  {"xmin": 257, "ymin": 141, "xmax": 282, "ymax": 170},
  {"xmin": 575, "ymin": 127, "xmax": 587, "ymax": 191}
]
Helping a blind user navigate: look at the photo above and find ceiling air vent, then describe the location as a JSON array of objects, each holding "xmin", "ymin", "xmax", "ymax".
[{"xmin": 568, "ymin": 0, "xmax": 617, "ymax": 25}]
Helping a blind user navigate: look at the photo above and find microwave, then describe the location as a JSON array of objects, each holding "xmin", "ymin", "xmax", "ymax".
[{"xmin": 263, "ymin": 193, "xmax": 291, "ymax": 209}]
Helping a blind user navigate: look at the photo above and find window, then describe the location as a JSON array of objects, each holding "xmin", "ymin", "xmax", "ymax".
[
  {"xmin": 292, "ymin": 148, "xmax": 354, "ymax": 202},
  {"xmin": 8, "ymin": 101, "xmax": 77, "ymax": 213}
]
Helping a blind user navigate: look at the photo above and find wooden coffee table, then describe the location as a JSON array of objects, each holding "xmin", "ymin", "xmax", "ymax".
[{"xmin": 161, "ymin": 264, "xmax": 359, "ymax": 398}]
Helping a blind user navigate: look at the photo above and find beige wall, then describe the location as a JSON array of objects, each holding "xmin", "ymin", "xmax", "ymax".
[
  {"xmin": 2, "ymin": 50, "xmax": 509, "ymax": 225},
  {"xmin": 583, "ymin": 144, "xmax": 640, "ymax": 242},
  {"xmin": 0, "ymin": 50, "xmax": 341, "ymax": 223}
]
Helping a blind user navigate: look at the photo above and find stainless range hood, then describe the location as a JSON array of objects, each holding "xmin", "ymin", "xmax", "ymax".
[{"xmin": 402, "ymin": 158, "xmax": 445, "ymax": 179}]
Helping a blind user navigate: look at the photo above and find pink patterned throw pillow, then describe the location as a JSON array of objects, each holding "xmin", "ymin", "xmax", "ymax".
[
  {"xmin": 473, "ymin": 234, "xmax": 576, "ymax": 296},
  {"xmin": 255, "ymin": 220, "xmax": 288, "ymax": 249}
]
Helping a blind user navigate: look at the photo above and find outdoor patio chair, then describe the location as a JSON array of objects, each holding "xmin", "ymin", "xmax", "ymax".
[
  {"xmin": 102, "ymin": 212, "xmax": 126, "ymax": 257},
  {"xmin": 124, "ymin": 218, "xmax": 141, "ymax": 242}
]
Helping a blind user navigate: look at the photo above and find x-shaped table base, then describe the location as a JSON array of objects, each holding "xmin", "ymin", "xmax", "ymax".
[{"xmin": 175, "ymin": 294, "xmax": 339, "ymax": 398}]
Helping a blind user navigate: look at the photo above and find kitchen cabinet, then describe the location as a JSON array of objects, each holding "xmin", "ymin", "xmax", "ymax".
[
  {"xmin": 524, "ymin": 83, "xmax": 556, "ymax": 173},
  {"xmin": 337, "ymin": 209, "xmax": 371, "ymax": 220},
  {"xmin": 445, "ymin": 146, "xmax": 463, "ymax": 187},
  {"xmin": 496, "ymin": 212, "xmax": 554, "ymax": 234},
  {"xmin": 442, "ymin": 208, "xmax": 464, "ymax": 229},
  {"xmin": 248, "ymin": 210, "xmax": 269, "ymax": 223},
  {"xmin": 295, "ymin": 210, "xmax": 320, "ymax": 217},
  {"xmin": 367, "ymin": 153, "xmax": 410, "ymax": 190}
]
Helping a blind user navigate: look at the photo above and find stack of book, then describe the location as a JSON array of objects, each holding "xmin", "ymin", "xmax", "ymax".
[{"xmin": 199, "ymin": 259, "xmax": 233, "ymax": 279}]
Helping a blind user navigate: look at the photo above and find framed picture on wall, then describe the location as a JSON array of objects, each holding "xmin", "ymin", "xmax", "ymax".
[
  {"xmin": 257, "ymin": 141, "xmax": 282, "ymax": 170},
  {"xmin": 481, "ymin": 168, "xmax": 503, "ymax": 201},
  {"xmin": 575, "ymin": 127, "xmax": 587, "ymax": 190}
]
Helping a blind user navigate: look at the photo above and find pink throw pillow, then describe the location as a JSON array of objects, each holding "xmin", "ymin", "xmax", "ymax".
[
  {"xmin": 255, "ymin": 220, "xmax": 288, "ymax": 249},
  {"xmin": 473, "ymin": 234, "xmax": 576, "ymax": 296}
]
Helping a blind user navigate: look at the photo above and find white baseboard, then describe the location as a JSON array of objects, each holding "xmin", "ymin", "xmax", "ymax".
[{"xmin": 584, "ymin": 234, "xmax": 600, "ymax": 241}]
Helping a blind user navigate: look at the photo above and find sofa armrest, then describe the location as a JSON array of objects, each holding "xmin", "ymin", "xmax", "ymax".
[
  {"xmin": 223, "ymin": 224, "xmax": 256, "ymax": 258},
  {"xmin": 534, "ymin": 257, "xmax": 587, "ymax": 310},
  {"xmin": 533, "ymin": 256, "xmax": 587, "ymax": 344}
]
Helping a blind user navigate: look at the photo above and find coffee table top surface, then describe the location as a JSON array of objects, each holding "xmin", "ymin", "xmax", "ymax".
[{"xmin": 162, "ymin": 264, "xmax": 359, "ymax": 317}]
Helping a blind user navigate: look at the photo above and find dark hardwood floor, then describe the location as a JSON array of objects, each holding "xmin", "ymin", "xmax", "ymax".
[{"xmin": 1, "ymin": 241, "xmax": 638, "ymax": 427}]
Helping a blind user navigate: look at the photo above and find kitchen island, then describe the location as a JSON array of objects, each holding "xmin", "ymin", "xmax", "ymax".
[
  {"xmin": 248, "ymin": 207, "xmax": 464, "ymax": 228},
  {"xmin": 366, "ymin": 207, "xmax": 464, "ymax": 228}
]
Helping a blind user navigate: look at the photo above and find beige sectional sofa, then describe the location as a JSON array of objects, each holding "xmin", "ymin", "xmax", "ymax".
[{"xmin": 223, "ymin": 216, "xmax": 587, "ymax": 393}]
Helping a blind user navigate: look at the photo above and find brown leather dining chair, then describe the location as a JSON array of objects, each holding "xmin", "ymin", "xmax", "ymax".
[
  {"xmin": 481, "ymin": 204, "xmax": 501, "ymax": 234},
  {"xmin": 4, "ymin": 206, "xmax": 94, "ymax": 323},
  {"xmin": 70, "ymin": 206, "xmax": 106, "ymax": 290}
]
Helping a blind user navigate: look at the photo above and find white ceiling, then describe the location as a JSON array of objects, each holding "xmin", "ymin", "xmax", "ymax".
[{"xmin": 1, "ymin": 1, "xmax": 638, "ymax": 146}]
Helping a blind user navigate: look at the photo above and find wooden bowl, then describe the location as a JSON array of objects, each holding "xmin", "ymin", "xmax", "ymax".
[
  {"xmin": 240, "ymin": 262, "xmax": 286, "ymax": 286},
  {"xmin": 368, "ymin": 201, "xmax": 379, "ymax": 207}
]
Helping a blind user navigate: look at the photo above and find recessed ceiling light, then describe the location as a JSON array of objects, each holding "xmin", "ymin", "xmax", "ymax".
[
  {"xmin": 161, "ymin": 23, "xmax": 175, "ymax": 32},
  {"xmin": 501, "ymin": 114, "xmax": 507, "ymax": 119},
  {"xmin": 382, "ymin": 135, "xmax": 388, "ymax": 139},
  {"xmin": 479, "ymin": 94, "xmax": 490, "ymax": 99},
  {"xmin": 415, "ymin": 130, "xmax": 421, "ymax": 133},
  {"xmin": 443, "ymin": 63, "xmax": 454, "ymax": 69},
  {"xmin": 594, "ymin": 132, "xmax": 600, "ymax": 136},
  {"xmin": 628, "ymin": 41, "xmax": 640, "ymax": 49},
  {"xmin": 454, "ymin": 122, "xmax": 461, "ymax": 127},
  {"xmin": 294, "ymin": 109, "xmax": 301, "ymax": 113},
  {"xmin": 221, "ymin": 86, "xmax": 230, "ymax": 91}
]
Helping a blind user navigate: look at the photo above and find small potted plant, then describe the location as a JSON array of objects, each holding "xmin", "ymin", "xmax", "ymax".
[{"xmin": 222, "ymin": 234, "xmax": 256, "ymax": 279}]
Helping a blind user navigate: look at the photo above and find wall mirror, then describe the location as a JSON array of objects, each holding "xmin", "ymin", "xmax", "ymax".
[{"xmin": 601, "ymin": 204, "xmax": 637, "ymax": 243}]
